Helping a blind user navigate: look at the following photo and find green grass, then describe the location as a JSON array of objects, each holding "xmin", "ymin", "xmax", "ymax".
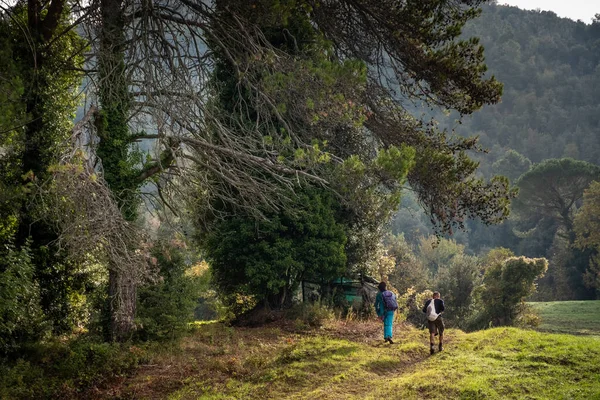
[
  {"xmin": 528, "ymin": 300, "xmax": 600, "ymax": 336},
  {"xmin": 94, "ymin": 320, "xmax": 600, "ymax": 400}
]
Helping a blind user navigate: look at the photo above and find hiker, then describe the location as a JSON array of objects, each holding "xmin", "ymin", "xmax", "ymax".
[
  {"xmin": 423, "ymin": 291, "xmax": 445, "ymax": 355},
  {"xmin": 374, "ymin": 281, "xmax": 398, "ymax": 344}
]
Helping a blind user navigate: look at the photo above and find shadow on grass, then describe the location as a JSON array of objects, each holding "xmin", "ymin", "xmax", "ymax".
[
  {"xmin": 365, "ymin": 358, "xmax": 413, "ymax": 375},
  {"xmin": 277, "ymin": 344, "xmax": 359, "ymax": 364}
]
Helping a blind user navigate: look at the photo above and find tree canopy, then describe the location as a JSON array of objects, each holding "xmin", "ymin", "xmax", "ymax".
[{"xmin": 513, "ymin": 158, "xmax": 600, "ymax": 243}]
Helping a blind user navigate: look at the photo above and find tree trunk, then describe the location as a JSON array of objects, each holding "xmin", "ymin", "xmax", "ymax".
[
  {"xmin": 98, "ymin": 0, "xmax": 137, "ymax": 340},
  {"xmin": 108, "ymin": 269, "xmax": 137, "ymax": 341}
]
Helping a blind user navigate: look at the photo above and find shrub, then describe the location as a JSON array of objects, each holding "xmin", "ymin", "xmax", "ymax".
[
  {"xmin": 434, "ymin": 254, "xmax": 481, "ymax": 327},
  {"xmin": 477, "ymin": 256, "xmax": 548, "ymax": 328},
  {"xmin": 0, "ymin": 337, "xmax": 145, "ymax": 399},
  {"xmin": 398, "ymin": 288, "xmax": 433, "ymax": 327},
  {"xmin": 286, "ymin": 302, "xmax": 334, "ymax": 329},
  {"xmin": 136, "ymin": 243, "xmax": 206, "ymax": 341},
  {"xmin": 0, "ymin": 240, "xmax": 47, "ymax": 355}
]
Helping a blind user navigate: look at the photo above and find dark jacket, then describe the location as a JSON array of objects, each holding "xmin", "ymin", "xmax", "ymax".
[{"xmin": 422, "ymin": 298, "xmax": 445, "ymax": 315}]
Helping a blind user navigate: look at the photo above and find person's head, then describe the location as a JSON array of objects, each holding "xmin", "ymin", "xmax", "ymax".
[
  {"xmin": 378, "ymin": 281, "xmax": 387, "ymax": 292},
  {"xmin": 433, "ymin": 291, "xmax": 440, "ymax": 299}
]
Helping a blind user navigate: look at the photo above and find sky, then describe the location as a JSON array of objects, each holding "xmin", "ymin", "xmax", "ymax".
[{"xmin": 500, "ymin": 0, "xmax": 598, "ymax": 23}]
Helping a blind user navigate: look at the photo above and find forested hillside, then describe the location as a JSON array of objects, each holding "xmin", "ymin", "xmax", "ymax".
[
  {"xmin": 461, "ymin": 4, "xmax": 600, "ymax": 170},
  {"xmin": 390, "ymin": 4, "xmax": 600, "ymax": 301}
]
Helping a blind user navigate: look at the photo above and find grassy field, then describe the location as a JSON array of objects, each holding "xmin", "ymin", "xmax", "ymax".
[
  {"xmin": 528, "ymin": 300, "xmax": 600, "ymax": 336},
  {"xmin": 90, "ymin": 320, "xmax": 600, "ymax": 400}
]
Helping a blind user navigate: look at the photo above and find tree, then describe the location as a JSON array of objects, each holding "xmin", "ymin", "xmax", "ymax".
[
  {"xmin": 0, "ymin": 15, "xmax": 24, "ymax": 246},
  {"xmin": 513, "ymin": 158, "xmax": 600, "ymax": 244},
  {"xmin": 492, "ymin": 149, "xmax": 532, "ymax": 182},
  {"xmin": 1, "ymin": 1, "xmax": 88, "ymax": 333},
  {"xmin": 173, "ymin": 0, "xmax": 514, "ymax": 234},
  {"xmin": 574, "ymin": 181, "xmax": 600, "ymax": 297},
  {"xmin": 416, "ymin": 236, "xmax": 465, "ymax": 276},
  {"xmin": 479, "ymin": 255, "xmax": 548, "ymax": 326},
  {"xmin": 307, "ymin": 0, "xmax": 514, "ymax": 234},
  {"xmin": 203, "ymin": 188, "xmax": 347, "ymax": 313},
  {"xmin": 90, "ymin": 0, "xmax": 514, "ymax": 332},
  {"xmin": 385, "ymin": 234, "xmax": 429, "ymax": 294},
  {"xmin": 95, "ymin": 0, "xmax": 143, "ymax": 341},
  {"xmin": 435, "ymin": 253, "xmax": 481, "ymax": 325},
  {"xmin": 1, "ymin": 0, "xmax": 518, "ymax": 339}
]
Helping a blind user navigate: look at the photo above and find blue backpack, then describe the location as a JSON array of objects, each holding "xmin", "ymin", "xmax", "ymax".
[{"xmin": 382, "ymin": 290, "xmax": 398, "ymax": 311}]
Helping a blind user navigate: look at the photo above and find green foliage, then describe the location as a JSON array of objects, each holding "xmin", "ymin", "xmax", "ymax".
[
  {"xmin": 0, "ymin": 4, "xmax": 91, "ymax": 336},
  {"xmin": 203, "ymin": 188, "xmax": 347, "ymax": 313},
  {"xmin": 491, "ymin": 149, "xmax": 532, "ymax": 182},
  {"xmin": 0, "ymin": 337, "xmax": 145, "ymax": 399},
  {"xmin": 334, "ymin": 146, "xmax": 415, "ymax": 273},
  {"xmin": 0, "ymin": 18, "xmax": 25, "ymax": 196},
  {"xmin": 385, "ymin": 234, "xmax": 429, "ymax": 294},
  {"xmin": 136, "ymin": 244, "xmax": 206, "ymax": 341},
  {"xmin": 0, "ymin": 240, "xmax": 46, "ymax": 355},
  {"xmin": 509, "ymin": 159, "xmax": 600, "ymax": 300},
  {"xmin": 574, "ymin": 181, "xmax": 600, "ymax": 296},
  {"xmin": 397, "ymin": 288, "xmax": 435, "ymax": 327},
  {"xmin": 416, "ymin": 236, "xmax": 465, "ymax": 276},
  {"xmin": 410, "ymin": 146, "xmax": 516, "ymax": 235},
  {"xmin": 434, "ymin": 254, "xmax": 481, "ymax": 326},
  {"xmin": 389, "ymin": 5, "xmax": 600, "ymax": 273},
  {"xmin": 514, "ymin": 158, "xmax": 600, "ymax": 239},
  {"xmin": 8, "ymin": 4, "xmax": 86, "ymax": 179},
  {"xmin": 457, "ymin": 4, "xmax": 600, "ymax": 166},
  {"xmin": 285, "ymin": 302, "xmax": 334, "ymax": 330},
  {"xmin": 478, "ymin": 255, "xmax": 548, "ymax": 327},
  {"xmin": 208, "ymin": 0, "xmax": 514, "ymax": 242}
]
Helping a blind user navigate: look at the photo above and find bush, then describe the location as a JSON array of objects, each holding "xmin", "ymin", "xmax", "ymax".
[
  {"xmin": 285, "ymin": 302, "xmax": 334, "ymax": 329},
  {"xmin": 0, "ymin": 337, "xmax": 145, "ymax": 399},
  {"xmin": 397, "ymin": 288, "xmax": 432, "ymax": 327},
  {"xmin": 475, "ymin": 256, "xmax": 548, "ymax": 328},
  {"xmin": 0, "ymin": 240, "xmax": 47, "ymax": 355},
  {"xmin": 136, "ymin": 243, "xmax": 206, "ymax": 341},
  {"xmin": 434, "ymin": 254, "xmax": 481, "ymax": 328}
]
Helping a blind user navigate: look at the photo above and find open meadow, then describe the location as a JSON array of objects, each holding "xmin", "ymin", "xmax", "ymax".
[
  {"xmin": 529, "ymin": 300, "xmax": 600, "ymax": 336},
  {"xmin": 84, "ymin": 320, "xmax": 600, "ymax": 400}
]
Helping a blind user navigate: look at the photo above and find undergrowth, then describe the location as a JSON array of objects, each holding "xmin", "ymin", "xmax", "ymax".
[{"xmin": 0, "ymin": 336, "xmax": 150, "ymax": 399}]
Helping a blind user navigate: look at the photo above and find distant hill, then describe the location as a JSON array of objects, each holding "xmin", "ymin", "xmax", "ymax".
[
  {"xmin": 446, "ymin": 4, "xmax": 600, "ymax": 175},
  {"xmin": 392, "ymin": 4, "xmax": 600, "ymax": 254}
]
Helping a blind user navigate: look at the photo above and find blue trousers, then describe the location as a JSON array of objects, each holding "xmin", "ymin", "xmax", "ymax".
[{"xmin": 383, "ymin": 310, "xmax": 394, "ymax": 339}]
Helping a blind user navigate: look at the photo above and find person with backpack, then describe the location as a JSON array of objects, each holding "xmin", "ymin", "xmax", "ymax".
[
  {"xmin": 423, "ymin": 291, "xmax": 445, "ymax": 355},
  {"xmin": 374, "ymin": 281, "xmax": 398, "ymax": 344}
]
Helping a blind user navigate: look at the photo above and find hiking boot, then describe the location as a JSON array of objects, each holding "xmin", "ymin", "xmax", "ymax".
[
  {"xmin": 430, "ymin": 345, "xmax": 435, "ymax": 355},
  {"xmin": 387, "ymin": 338, "xmax": 394, "ymax": 344},
  {"xmin": 438, "ymin": 343, "xmax": 443, "ymax": 352}
]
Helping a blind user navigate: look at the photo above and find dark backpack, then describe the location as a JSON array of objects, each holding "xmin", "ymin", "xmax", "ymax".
[{"xmin": 382, "ymin": 290, "xmax": 398, "ymax": 311}]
